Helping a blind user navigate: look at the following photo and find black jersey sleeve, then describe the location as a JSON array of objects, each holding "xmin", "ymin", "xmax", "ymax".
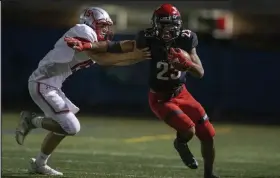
[
  {"xmin": 179, "ymin": 30, "xmax": 199, "ymax": 53},
  {"xmin": 190, "ymin": 31, "xmax": 198, "ymax": 49},
  {"xmin": 135, "ymin": 30, "xmax": 148, "ymax": 49}
]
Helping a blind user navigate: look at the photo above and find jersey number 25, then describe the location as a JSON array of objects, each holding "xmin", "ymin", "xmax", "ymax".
[{"xmin": 157, "ymin": 62, "xmax": 181, "ymax": 80}]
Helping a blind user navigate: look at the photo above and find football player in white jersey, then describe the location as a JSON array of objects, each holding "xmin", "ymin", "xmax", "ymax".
[{"xmin": 15, "ymin": 7, "xmax": 151, "ymax": 176}]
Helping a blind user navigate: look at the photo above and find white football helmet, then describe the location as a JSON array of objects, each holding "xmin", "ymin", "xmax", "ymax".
[{"xmin": 80, "ymin": 7, "xmax": 113, "ymax": 41}]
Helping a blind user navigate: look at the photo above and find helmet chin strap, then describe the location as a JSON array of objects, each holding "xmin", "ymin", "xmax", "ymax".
[{"xmin": 156, "ymin": 28, "xmax": 179, "ymax": 42}]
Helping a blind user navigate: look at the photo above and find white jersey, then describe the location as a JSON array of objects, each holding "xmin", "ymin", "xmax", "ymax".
[{"xmin": 29, "ymin": 24, "xmax": 98, "ymax": 88}]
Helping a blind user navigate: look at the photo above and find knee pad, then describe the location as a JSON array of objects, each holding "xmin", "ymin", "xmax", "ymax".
[
  {"xmin": 53, "ymin": 112, "xmax": 81, "ymax": 135},
  {"xmin": 195, "ymin": 120, "xmax": 215, "ymax": 141}
]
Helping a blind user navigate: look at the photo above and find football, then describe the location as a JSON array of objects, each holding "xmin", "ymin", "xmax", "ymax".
[{"xmin": 170, "ymin": 48, "xmax": 192, "ymax": 71}]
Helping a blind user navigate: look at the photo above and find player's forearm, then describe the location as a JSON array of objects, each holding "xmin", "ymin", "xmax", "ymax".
[
  {"xmin": 188, "ymin": 54, "xmax": 204, "ymax": 78},
  {"xmin": 65, "ymin": 37, "xmax": 135, "ymax": 53},
  {"xmin": 88, "ymin": 52, "xmax": 138, "ymax": 66},
  {"xmin": 89, "ymin": 40, "xmax": 135, "ymax": 53},
  {"xmin": 89, "ymin": 41, "xmax": 110, "ymax": 53},
  {"xmin": 188, "ymin": 64, "xmax": 204, "ymax": 78}
]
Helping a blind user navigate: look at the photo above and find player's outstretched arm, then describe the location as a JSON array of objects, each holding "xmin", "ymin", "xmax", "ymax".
[
  {"xmin": 90, "ymin": 40, "xmax": 136, "ymax": 53},
  {"xmin": 187, "ymin": 48, "xmax": 204, "ymax": 78},
  {"xmin": 64, "ymin": 37, "xmax": 150, "ymax": 65},
  {"xmin": 108, "ymin": 40, "xmax": 148, "ymax": 66},
  {"xmin": 64, "ymin": 37, "xmax": 135, "ymax": 53},
  {"xmin": 111, "ymin": 30, "xmax": 151, "ymax": 66},
  {"xmin": 87, "ymin": 47, "xmax": 151, "ymax": 66}
]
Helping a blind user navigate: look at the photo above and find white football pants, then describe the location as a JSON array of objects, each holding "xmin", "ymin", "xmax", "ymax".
[{"xmin": 28, "ymin": 81, "xmax": 80, "ymax": 135}]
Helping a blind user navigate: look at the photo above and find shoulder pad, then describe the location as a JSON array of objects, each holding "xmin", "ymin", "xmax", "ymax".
[
  {"xmin": 180, "ymin": 29, "xmax": 193, "ymax": 39},
  {"xmin": 178, "ymin": 29, "xmax": 198, "ymax": 50},
  {"xmin": 69, "ymin": 24, "xmax": 97, "ymax": 42}
]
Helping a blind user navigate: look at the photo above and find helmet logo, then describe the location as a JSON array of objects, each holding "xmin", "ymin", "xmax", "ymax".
[{"xmin": 84, "ymin": 9, "xmax": 93, "ymax": 18}]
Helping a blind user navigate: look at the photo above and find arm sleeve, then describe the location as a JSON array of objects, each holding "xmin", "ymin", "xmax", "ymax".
[
  {"xmin": 135, "ymin": 30, "xmax": 147, "ymax": 49},
  {"xmin": 190, "ymin": 32, "xmax": 198, "ymax": 49},
  {"xmin": 181, "ymin": 31, "xmax": 198, "ymax": 53},
  {"xmin": 107, "ymin": 41, "xmax": 123, "ymax": 53}
]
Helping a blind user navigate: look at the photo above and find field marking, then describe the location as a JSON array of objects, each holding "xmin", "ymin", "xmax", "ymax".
[
  {"xmin": 124, "ymin": 134, "xmax": 174, "ymax": 143},
  {"xmin": 2, "ymin": 155, "xmax": 271, "ymax": 171},
  {"xmin": 3, "ymin": 168, "xmax": 152, "ymax": 178},
  {"xmin": 2, "ymin": 147, "xmax": 179, "ymax": 160},
  {"xmin": 2, "ymin": 128, "xmax": 231, "ymax": 144},
  {"xmin": 124, "ymin": 127, "xmax": 232, "ymax": 143},
  {"xmin": 2, "ymin": 156, "xmax": 187, "ymax": 170},
  {"xmin": 2, "ymin": 147, "xmax": 275, "ymax": 165}
]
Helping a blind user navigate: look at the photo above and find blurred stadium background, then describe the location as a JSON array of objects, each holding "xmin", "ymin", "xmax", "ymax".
[{"xmin": 2, "ymin": 1, "xmax": 280, "ymax": 178}]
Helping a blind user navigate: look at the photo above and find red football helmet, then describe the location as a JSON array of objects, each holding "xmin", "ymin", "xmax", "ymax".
[{"xmin": 151, "ymin": 4, "xmax": 182, "ymax": 41}]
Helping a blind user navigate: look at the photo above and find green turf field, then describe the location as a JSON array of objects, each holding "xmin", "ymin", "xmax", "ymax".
[{"xmin": 2, "ymin": 113, "xmax": 280, "ymax": 178}]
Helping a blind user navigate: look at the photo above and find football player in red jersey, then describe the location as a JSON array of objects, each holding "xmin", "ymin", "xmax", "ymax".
[{"xmin": 135, "ymin": 4, "xmax": 219, "ymax": 178}]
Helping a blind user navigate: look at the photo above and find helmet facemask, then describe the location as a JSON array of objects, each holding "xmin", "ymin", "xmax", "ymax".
[
  {"xmin": 153, "ymin": 16, "xmax": 182, "ymax": 42},
  {"xmin": 94, "ymin": 21, "xmax": 114, "ymax": 41}
]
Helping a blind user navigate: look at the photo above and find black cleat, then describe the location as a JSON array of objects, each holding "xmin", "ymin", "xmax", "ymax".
[{"xmin": 173, "ymin": 138, "xmax": 198, "ymax": 169}]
